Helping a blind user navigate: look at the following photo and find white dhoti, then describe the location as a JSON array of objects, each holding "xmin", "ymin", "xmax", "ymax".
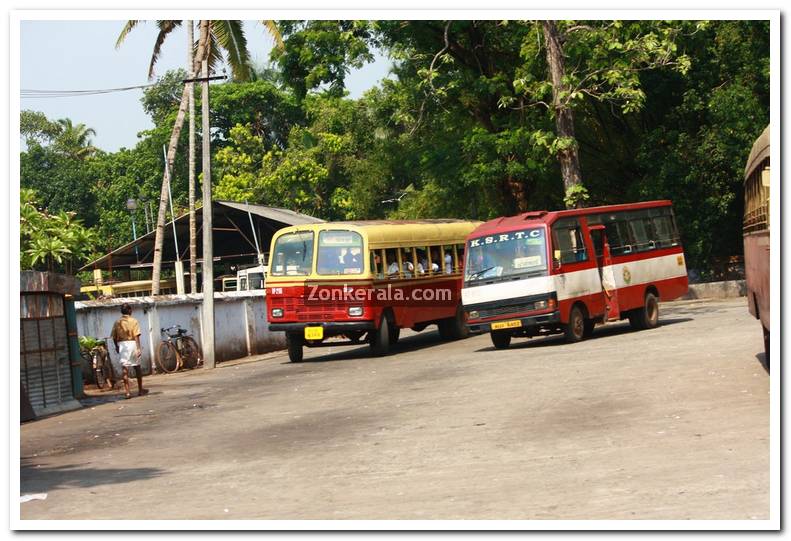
[{"xmin": 116, "ymin": 340, "xmax": 140, "ymax": 370}]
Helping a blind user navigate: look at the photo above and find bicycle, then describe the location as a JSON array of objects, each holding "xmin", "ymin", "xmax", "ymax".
[
  {"xmin": 156, "ymin": 325, "xmax": 203, "ymax": 373},
  {"xmin": 79, "ymin": 336, "xmax": 115, "ymax": 390}
]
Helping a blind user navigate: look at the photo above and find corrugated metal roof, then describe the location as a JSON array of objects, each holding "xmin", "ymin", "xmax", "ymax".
[{"xmin": 216, "ymin": 201, "xmax": 325, "ymax": 225}]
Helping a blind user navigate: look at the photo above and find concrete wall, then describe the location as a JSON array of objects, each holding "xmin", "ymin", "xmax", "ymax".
[
  {"xmin": 681, "ymin": 280, "xmax": 747, "ymax": 300},
  {"xmin": 75, "ymin": 292, "xmax": 285, "ymax": 375}
]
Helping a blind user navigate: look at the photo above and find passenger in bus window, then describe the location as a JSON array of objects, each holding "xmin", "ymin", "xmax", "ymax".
[
  {"xmin": 385, "ymin": 249, "xmax": 400, "ymax": 277},
  {"xmin": 444, "ymin": 250, "xmax": 453, "ymax": 274},
  {"xmin": 402, "ymin": 249, "xmax": 415, "ymax": 277},
  {"xmin": 429, "ymin": 248, "xmax": 441, "ymax": 273}
]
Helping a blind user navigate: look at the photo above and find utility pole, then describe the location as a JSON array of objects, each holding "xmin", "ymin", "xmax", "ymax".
[
  {"xmin": 200, "ymin": 52, "xmax": 216, "ymax": 369},
  {"xmin": 187, "ymin": 20, "xmax": 198, "ymax": 295}
]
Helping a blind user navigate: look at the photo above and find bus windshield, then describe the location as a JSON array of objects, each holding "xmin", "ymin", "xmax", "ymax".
[
  {"xmin": 271, "ymin": 231, "xmax": 314, "ymax": 276},
  {"xmin": 465, "ymin": 228, "xmax": 548, "ymax": 282},
  {"xmin": 317, "ymin": 230, "xmax": 364, "ymax": 275}
]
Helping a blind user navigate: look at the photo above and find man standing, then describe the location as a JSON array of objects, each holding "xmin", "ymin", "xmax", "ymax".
[{"xmin": 111, "ymin": 303, "xmax": 149, "ymax": 399}]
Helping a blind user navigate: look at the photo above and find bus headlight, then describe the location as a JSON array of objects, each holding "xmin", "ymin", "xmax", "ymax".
[
  {"xmin": 348, "ymin": 306, "xmax": 363, "ymax": 317},
  {"xmin": 271, "ymin": 308, "xmax": 284, "ymax": 318},
  {"xmin": 534, "ymin": 300, "xmax": 547, "ymax": 310},
  {"xmin": 468, "ymin": 310, "xmax": 479, "ymax": 320}
]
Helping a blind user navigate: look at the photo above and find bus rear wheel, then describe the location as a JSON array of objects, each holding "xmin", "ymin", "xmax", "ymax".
[
  {"xmin": 491, "ymin": 330, "xmax": 511, "ymax": 349},
  {"xmin": 629, "ymin": 291, "xmax": 659, "ymax": 331},
  {"xmin": 564, "ymin": 305, "xmax": 585, "ymax": 343},
  {"xmin": 370, "ymin": 313, "xmax": 391, "ymax": 356},
  {"xmin": 438, "ymin": 304, "xmax": 469, "ymax": 341},
  {"xmin": 286, "ymin": 332, "xmax": 304, "ymax": 363}
]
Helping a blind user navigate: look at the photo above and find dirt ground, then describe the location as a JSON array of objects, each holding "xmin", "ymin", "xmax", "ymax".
[{"xmin": 19, "ymin": 297, "xmax": 770, "ymax": 521}]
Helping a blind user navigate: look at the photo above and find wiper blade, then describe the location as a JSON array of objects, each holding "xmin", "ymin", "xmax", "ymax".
[{"xmin": 466, "ymin": 265, "xmax": 496, "ymax": 281}]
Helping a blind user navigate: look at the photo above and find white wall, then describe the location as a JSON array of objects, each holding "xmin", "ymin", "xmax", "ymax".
[{"xmin": 75, "ymin": 292, "xmax": 285, "ymax": 375}]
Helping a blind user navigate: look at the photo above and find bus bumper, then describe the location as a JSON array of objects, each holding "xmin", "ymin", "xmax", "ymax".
[
  {"xmin": 467, "ymin": 310, "xmax": 561, "ymax": 333},
  {"xmin": 268, "ymin": 321, "xmax": 376, "ymax": 333}
]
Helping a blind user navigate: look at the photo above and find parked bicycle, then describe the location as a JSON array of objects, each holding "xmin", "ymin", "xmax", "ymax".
[
  {"xmin": 157, "ymin": 325, "xmax": 202, "ymax": 373},
  {"xmin": 79, "ymin": 336, "xmax": 115, "ymax": 390}
]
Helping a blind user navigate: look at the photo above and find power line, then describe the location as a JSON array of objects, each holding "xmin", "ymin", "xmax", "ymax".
[{"xmin": 21, "ymin": 82, "xmax": 158, "ymax": 98}]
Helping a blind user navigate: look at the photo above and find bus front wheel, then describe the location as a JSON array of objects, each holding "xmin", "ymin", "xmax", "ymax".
[
  {"xmin": 491, "ymin": 330, "xmax": 511, "ymax": 349},
  {"xmin": 438, "ymin": 304, "xmax": 469, "ymax": 341},
  {"xmin": 370, "ymin": 313, "xmax": 391, "ymax": 356},
  {"xmin": 564, "ymin": 305, "xmax": 586, "ymax": 343},
  {"xmin": 286, "ymin": 332, "xmax": 304, "ymax": 363}
]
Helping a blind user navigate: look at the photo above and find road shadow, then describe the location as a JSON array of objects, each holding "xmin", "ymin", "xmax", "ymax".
[
  {"xmin": 283, "ymin": 328, "xmax": 457, "ymax": 364},
  {"xmin": 474, "ymin": 317, "xmax": 694, "ymax": 352},
  {"xmin": 20, "ymin": 462, "xmax": 165, "ymax": 494},
  {"xmin": 756, "ymin": 353, "xmax": 769, "ymax": 373}
]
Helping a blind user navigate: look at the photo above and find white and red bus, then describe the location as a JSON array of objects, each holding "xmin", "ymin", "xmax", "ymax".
[
  {"xmin": 266, "ymin": 220, "xmax": 481, "ymax": 362},
  {"xmin": 461, "ymin": 201, "xmax": 689, "ymax": 348}
]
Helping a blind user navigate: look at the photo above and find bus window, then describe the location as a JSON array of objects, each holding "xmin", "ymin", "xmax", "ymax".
[
  {"xmin": 239, "ymin": 277, "xmax": 248, "ymax": 291},
  {"xmin": 317, "ymin": 230, "xmax": 363, "ymax": 275},
  {"xmin": 629, "ymin": 211, "xmax": 658, "ymax": 252},
  {"xmin": 385, "ymin": 249, "xmax": 400, "ymax": 278},
  {"xmin": 552, "ymin": 219, "xmax": 588, "ymax": 264},
  {"xmin": 248, "ymin": 272, "xmax": 265, "ymax": 290},
  {"xmin": 455, "ymin": 244, "xmax": 464, "ymax": 272},
  {"xmin": 371, "ymin": 251, "xmax": 382, "ymax": 277},
  {"xmin": 271, "ymin": 231, "xmax": 314, "ymax": 276}
]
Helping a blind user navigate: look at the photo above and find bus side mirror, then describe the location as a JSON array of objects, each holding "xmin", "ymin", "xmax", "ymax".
[{"xmin": 553, "ymin": 250, "xmax": 562, "ymax": 270}]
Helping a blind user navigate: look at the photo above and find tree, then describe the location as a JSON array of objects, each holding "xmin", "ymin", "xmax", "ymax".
[
  {"xmin": 117, "ymin": 19, "xmax": 283, "ymax": 294},
  {"xmin": 21, "ymin": 188, "xmax": 98, "ymax": 274},
  {"xmin": 52, "ymin": 118, "xmax": 97, "ymax": 159}
]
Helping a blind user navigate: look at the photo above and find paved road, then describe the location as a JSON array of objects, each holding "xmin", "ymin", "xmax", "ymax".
[{"xmin": 20, "ymin": 298, "xmax": 769, "ymax": 520}]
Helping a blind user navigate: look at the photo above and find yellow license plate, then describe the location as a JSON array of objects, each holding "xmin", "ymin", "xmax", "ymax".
[
  {"xmin": 304, "ymin": 326, "xmax": 324, "ymax": 340},
  {"xmin": 491, "ymin": 320, "xmax": 522, "ymax": 330}
]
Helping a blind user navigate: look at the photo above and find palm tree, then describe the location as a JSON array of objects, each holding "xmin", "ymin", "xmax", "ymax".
[
  {"xmin": 53, "ymin": 118, "xmax": 97, "ymax": 159},
  {"xmin": 116, "ymin": 20, "xmax": 283, "ymax": 295}
]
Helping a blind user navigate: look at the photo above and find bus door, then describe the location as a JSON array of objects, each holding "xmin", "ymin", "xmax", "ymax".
[{"xmin": 589, "ymin": 225, "xmax": 620, "ymax": 321}]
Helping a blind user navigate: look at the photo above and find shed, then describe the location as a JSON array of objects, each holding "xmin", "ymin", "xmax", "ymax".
[{"xmin": 20, "ymin": 271, "xmax": 83, "ymax": 419}]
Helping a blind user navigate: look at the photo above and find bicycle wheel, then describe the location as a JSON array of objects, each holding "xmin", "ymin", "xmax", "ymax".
[
  {"xmin": 179, "ymin": 337, "xmax": 202, "ymax": 369},
  {"xmin": 80, "ymin": 349, "xmax": 95, "ymax": 385},
  {"xmin": 99, "ymin": 349, "xmax": 115, "ymax": 390},
  {"xmin": 156, "ymin": 341, "xmax": 180, "ymax": 373}
]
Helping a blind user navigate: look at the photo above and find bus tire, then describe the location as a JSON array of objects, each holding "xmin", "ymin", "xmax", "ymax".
[
  {"xmin": 629, "ymin": 291, "xmax": 659, "ymax": 331},
  {"xmin": 389, "ymin": 325, "xmax": 401, "ymax": 346},
  {"xmin": 438, "ymin": 304, "xmax": 469, "ymax": 341},
  {"xmin": 564, "ymin": 304, "xmax": 586, "ymax": 343},
  {"xmin": 286, "ymin": 332, "xmax": 304, "ymax": 363},
  {"xmin": 491, "ymin": 330, "xmax": 511, "ymax": 349},
  {"xmin": 370, "ymin": 313, "xmax": 391, "ymax": 356},
  {"xmin": 763, "ymin": 326, "xmax": 770, "ymax": 369},
  {"xmin": 583, "ymin": 319, "xmax": 596, "ymax": 338}
]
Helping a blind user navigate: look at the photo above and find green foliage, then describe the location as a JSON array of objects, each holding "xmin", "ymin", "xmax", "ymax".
[
  {"xmin": 563, "ymin": 184, "xmax": 590, "ymax": 209},
  {"xmin": 18, "ymin": 20, "xmax": 769, "ymax": 279},
  {"xmin": 21, "ymin": 188, "xmax": 99, "ymax": 274}
]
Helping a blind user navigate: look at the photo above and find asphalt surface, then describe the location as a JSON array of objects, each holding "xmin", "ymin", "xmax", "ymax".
[{"xmin": 19, "ymin": 297, "xmax": 770, "ymax": 520}]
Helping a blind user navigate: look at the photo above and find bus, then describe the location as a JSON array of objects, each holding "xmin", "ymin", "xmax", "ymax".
[
  {"xmin": 266, "ymin": 220, "xmax": 482, "ymax": 362},
  {"xmin": 743, "ymin": 125, "xmax": 770, "ymax": 364},
  {"xmin": 461, "ymin": 201, "xmax": 689, "ymax": 348}
]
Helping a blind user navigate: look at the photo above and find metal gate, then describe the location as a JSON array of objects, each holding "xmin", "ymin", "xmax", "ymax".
[{"xmin": 20, "ymin": 293, "xmax": 76, "ymax": 416}]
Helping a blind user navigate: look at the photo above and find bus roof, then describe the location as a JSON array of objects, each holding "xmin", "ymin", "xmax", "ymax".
[
  {"xmin": 744, "ymin": 125, "xmax": 770, "ymax": 180},
  {"xmin": 272, "ymin": 219, "xmax": 483, "ymax": 249},
  {"xmin": 470, "ymin": 200, "xmax": 674, "ymax": 237}
]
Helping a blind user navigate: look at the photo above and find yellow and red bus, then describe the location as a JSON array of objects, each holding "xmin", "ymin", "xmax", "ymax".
[
  {"xmin": 743, "ymin": 125, "xmax": 770, "ymax": 364},
  {"xmin": 266, "ymin": 220, "xmax": 481, "ymax": 362},
  {"xmin": 462, "ymin": 201, "xmax": 689, "ymax": 348}
]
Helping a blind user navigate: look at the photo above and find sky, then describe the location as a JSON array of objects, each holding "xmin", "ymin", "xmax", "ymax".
[{"xmin": 19, "ymin": 20, "xmax": 393, "ymax": 152}]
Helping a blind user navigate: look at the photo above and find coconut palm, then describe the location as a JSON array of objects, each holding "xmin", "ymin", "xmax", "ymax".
[
  {"xmin": 116, "ymin": 20, "xmax": 283, "ymax": 295},
  {"xmin": 53, "ymin": 118, "xmax": 97, "ymax": 159}
]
